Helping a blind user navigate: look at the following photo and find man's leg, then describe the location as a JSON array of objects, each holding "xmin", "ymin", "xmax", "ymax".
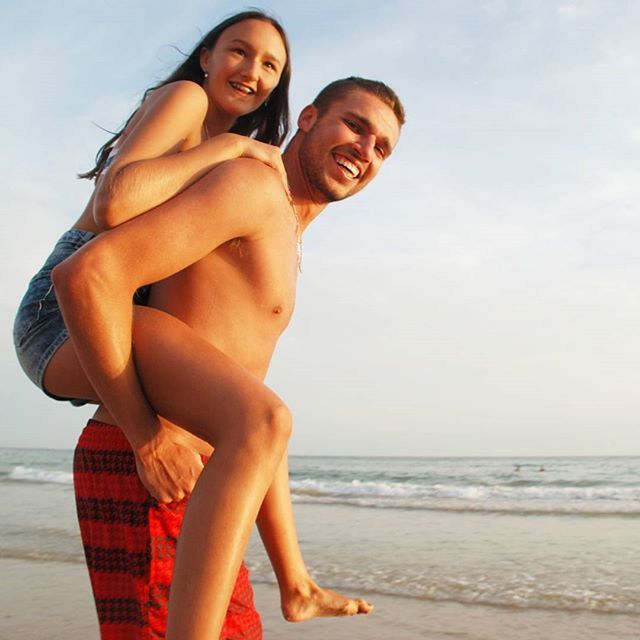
[{"xmin": 73, "ymin": 419, "xmax": 262, "ymax": 640}]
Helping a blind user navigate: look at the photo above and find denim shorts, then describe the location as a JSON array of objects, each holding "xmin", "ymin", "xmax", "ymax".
[{"xmin": 13, "ymin": 228, "xmax": 96, "ymax": 405}]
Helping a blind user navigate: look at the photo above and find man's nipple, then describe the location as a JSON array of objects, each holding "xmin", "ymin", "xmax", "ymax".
[{"xmin": 272, "ymin": 305, "xmax": 283, "ymax": 315}]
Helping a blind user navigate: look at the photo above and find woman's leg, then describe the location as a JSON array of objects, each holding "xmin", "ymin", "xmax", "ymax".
[
  {"xmin": 43, "ymin": 340, "xmax": 100, "ymax": 403},
  {"xmin": 257, "ymin": 456, "xmax": 372, "ymax": 620},
  {"xmin": 45, "ymin": 318, "xmax": 371, "ymax": 626},
  {"xmin": 44, "ymin": 341, "xmax": 207, "ymax": 501},
  {"xmin": 44, "ymin": 341, "xmax": 211, "ymax": 456},
  {"xmin": 125, "ymin": 305, "xmax": 292, "ymax": 639},
  {"xmin": 46, "ymin": 305, "xmax": 289, "ymax": 637}
]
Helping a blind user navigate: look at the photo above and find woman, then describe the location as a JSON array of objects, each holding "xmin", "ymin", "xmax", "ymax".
[{"xmin": 14, "ymin": 10, "xmax": 370, "ymax": 636}]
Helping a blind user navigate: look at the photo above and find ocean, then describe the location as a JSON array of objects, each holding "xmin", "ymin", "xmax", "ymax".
[{"xmin": 1, "ymin": 449, "xmax": 638, "ymax": 637}]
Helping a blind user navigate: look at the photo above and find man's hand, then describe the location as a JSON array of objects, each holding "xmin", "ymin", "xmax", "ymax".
[{"xmin": 133, "ymin": 429, "xmax": 204, "ymax": 502}]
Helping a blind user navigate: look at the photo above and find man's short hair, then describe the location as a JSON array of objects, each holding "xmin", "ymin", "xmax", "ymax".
[{"xmin": 312, "ymin": 77, "xmax": 405, "ymax": 126}]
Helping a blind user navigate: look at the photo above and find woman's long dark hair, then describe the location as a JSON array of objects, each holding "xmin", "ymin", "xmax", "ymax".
[{"xmin": 80, "ymin": 10, "xmax": 291, "ymax": 180}]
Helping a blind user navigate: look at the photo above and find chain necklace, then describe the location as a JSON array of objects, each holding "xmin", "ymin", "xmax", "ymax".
[
  {"xmin": 202, "ymin": 120, "xmax": 211, "ymax": 141},
  {"xmin": 290, "ymin": 200, "xmax": 302, "ymax": 271},
  {"xmin": 201, "ymin": 119, "xmax": 301, "ymax": 270}
]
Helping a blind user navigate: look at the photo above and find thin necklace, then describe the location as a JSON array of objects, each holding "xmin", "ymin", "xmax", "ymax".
[
  {"xmin": 202, "ymin": 120, "xmax": 211, "ymax": 141},
  {"xmin": 201, "ymin": 120, "xmax": 300, "ymax": 269},
  {"xmin": 290, "ymin": 201, "xmax": 302, "ymax": 271}
]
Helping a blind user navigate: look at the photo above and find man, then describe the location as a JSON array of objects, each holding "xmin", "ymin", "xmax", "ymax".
[{"xmin": 55, "ymin": 77, "xmax": 404, "ymax": 639}]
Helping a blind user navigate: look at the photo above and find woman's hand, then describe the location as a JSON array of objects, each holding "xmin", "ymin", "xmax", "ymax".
[
  {"xmin": 239, "ymin": 138, "xmax": 291, "ymax": 201},
  {"xmin": 133, "ymin": 428, "xmax": 204, "ymax": 502}
]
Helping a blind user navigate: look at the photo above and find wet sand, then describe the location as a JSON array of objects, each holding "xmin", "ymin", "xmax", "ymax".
[{"xmin": 1, "ymin": 557, "xmax": 637, "ymax": 640}]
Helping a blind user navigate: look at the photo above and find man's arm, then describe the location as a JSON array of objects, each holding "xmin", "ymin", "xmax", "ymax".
[{"xmin": 53, "ymin": 159, "xmax": 287, "ymax": 493}]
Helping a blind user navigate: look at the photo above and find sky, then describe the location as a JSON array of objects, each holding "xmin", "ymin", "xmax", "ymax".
[{"xmin": 1, "ymin": 0, "xmax": 639, "ymax": 456}]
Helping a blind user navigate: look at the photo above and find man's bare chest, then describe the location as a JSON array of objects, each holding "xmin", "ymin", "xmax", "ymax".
[{"xmin": 152, "ymin": 236, "xmax": 299, "ymax": 333}]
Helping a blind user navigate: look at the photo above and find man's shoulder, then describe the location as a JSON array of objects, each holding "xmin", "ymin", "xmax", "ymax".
[
  {"xmin": 221, "ymin": 157, "xmax": 281, "ymax": 182},
  {"xmin": 214, "ymin": 158, "xmax": 288, "ymax": 215}
]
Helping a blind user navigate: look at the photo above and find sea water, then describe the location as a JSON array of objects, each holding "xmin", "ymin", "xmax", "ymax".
[{"xmin": 1, "ymin": 449, "xmax": 638, "ymax": 622}]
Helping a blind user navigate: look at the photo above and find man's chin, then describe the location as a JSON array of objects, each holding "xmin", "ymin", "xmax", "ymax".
[
  {"xmin": 314, "ymin": 179, "xmax": 358, "ymax": 203},
  {"xmin": 335, "ymin": 183, "xmax": 362, "ymax": 202}
]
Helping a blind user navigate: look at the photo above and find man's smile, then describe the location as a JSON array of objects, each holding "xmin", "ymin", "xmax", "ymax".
[{"xmin": 332, "ymin": 152, "xmax": 361, "ymax": 180}]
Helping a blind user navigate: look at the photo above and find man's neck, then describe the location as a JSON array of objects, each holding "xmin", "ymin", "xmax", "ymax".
[{"xmin": 283, "ymin": 138, "xmax": 328, "ymax": 234}]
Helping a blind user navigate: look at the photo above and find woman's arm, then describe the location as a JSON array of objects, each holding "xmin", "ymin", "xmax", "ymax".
[{"xmin": 93, "ymin": 81, "xmax": 288, "ymax": 229}]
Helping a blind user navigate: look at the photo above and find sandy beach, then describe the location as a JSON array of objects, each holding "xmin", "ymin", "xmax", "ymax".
[
  {"xmin": 2, "ymin": 452, "xmax": 638, "ymax": 639},
  {"xmin": 2, "ymin": 556, "xmax": 637, "ymax": 640}
]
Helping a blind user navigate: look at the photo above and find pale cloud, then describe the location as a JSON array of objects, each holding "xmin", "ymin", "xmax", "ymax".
[
  {"xmin": 556, "ymin": 2, "xmax": 591, "ymax": 21},
  {"xmin": 589, "ymin": 169, "xmax": 640, "ymax": 205}
]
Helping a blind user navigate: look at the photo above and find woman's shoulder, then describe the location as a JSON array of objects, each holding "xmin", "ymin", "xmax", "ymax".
[
  {"xmin": 116, "ymin": 81, "xmax": 207, "ymax": 148},
  {"xmin": 143, "ymin": 81, "xmax": 209, "ymax": 117}
]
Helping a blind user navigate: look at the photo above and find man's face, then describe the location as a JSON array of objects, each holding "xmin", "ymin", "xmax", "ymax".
[{"xmin": 297, "ymin": 89, "xmax": 401, "ymax": 203}]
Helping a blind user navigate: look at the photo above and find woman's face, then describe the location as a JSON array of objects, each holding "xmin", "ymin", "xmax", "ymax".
[{"xmin": 200, "ymin": 19, "xmax": 287, "ymax": 118}]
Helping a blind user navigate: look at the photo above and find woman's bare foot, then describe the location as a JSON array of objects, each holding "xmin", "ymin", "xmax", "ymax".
[{"xmin": 281, "ymin": 580, "xmax": 373, "ymax": 622}]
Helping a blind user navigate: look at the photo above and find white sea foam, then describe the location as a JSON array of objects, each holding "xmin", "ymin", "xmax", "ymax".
[
  {"xmin": 247, "ymin": 560, "xmax": 640, "ymax": 615},
  {"xmin": 289, "ymin": 478, "xmax": 640, "ymax": 515},
  {"xmin": 7, "ymin": 465, "xmax": 73, "ymax": 485}
]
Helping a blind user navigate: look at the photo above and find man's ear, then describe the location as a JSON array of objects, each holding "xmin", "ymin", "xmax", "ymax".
[{"xmin": 297, "ymin": 105, "xmax": 318, "ymax": 132}]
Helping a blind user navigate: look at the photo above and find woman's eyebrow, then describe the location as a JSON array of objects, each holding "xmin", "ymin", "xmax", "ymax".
[{"xmin": 227, "ymin": 38, "xmax": 283, "ymax": 66}]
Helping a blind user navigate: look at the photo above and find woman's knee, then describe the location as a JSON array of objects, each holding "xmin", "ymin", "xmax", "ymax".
[
  {"xmin": 264, "ymin": 401, "xmax": 293, "ymax": 444},
  {"xmin": 130, "ymin": 305, "xmax": 292, "ymax": 449},
  {"xmin": 240, "ymin": 399, "xmax": 292, "ymax": 453}
]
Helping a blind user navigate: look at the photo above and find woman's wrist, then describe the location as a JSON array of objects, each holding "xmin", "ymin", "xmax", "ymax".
[{"xmin": 130, "ymin": 420, "xmax": 167, "ymax": 457}]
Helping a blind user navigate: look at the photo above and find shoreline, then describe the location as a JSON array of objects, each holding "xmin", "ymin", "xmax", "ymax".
[{"xmin": 1, "ymin": 557, "xmax": 637, "ymax": 640}]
